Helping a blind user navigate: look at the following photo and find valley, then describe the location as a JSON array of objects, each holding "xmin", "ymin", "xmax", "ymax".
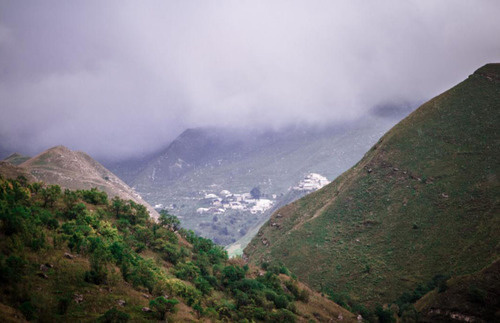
[{"xmin": 104, "ymin": 116, "xmax": 403, "ymax": 249}]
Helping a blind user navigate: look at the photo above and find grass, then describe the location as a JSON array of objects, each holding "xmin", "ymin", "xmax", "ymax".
[{"xmin": 244, "ymin": 64, "xmax": 500, "ymax": 308}]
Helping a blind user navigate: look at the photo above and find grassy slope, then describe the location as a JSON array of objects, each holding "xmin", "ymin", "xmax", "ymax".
[
  {"xmin": 415, "ymin": 260, "xmax": 499, "ymax": 322},
  {"xmin": 244, "ymin": 64, "xmax": 500, "ymax": 306}
]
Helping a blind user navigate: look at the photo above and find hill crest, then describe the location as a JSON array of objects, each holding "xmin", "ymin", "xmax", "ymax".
[{"xmin": 244, "ymin": 63, "xmax": 500, "ymax": 308}]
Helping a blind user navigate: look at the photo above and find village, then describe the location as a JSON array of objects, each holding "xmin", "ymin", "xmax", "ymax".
[
  {"xmin": 196, "ymin": 190, "xmax": 275, "ymax": 215},
  {"xmin": 196, "ymin": 173, "xmax": 330, "ymax": 216}
]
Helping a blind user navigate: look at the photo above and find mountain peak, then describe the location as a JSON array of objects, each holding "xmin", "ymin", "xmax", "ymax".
[
  {"xmin": 473, "ymin": 63, "xmax": 500, "ymax": 80},
  {"xmin": 8, "ymin": 146, "xmax": 160, "ymax": 218}
]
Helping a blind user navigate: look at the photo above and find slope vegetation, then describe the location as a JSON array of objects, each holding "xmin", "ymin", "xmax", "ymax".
[
  {"xmin": 0, "ymin": 146, "xmax": 159, "ymax": 218},
  {"xmin": 245, "ymin": 64, "xmax": 500, "ymax": 307},
  {"xmin": 0, "ymin": 176, "xmax": 355, "ymax": 322}
]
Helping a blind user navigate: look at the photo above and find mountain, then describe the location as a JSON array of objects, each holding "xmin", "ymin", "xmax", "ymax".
[
  {"xmin": 3, "ymin": 153, "xmax": 31, "ymax": 165},
  {"xmin": 106, "ymin": 116, "xmax": 405, "ymax": 246},
  {"xmin": 0, "ymin": 145, "xmax": 159, "ymax": 218},
  {"xmin": 244, "ymin": 64, "xmax": 500, "ymax": 308},
  {"xmin": 0, "ymin": 175, "xmax": 357, "ymax": 322}
]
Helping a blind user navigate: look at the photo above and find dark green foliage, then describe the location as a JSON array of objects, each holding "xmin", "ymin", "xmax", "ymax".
[
  {"xmin": 149, "ymin": 296, "xmax": 179, "ymax": 320},
  {"xmin": 194, "ymin": 276, "xmax": 212, "ymax": 295},
  {"xmin": 57, "ymin": 296, "xmax": 71, "ymax": 315},
  {"xmin": 222, "ymin": 265, "xmax": 246, "ymax": 285},
  {"xmin": 20, "ymin": 300, "xmax": 36, "ymax": 320},
  {"xmin": 375, "ymin": 305, "xmax": 395, "ymax": 323},
  {"xmin": 159, "ymin": 209, "xmax": 180, "ymax": 231},
  {"xmin": 0, "ymin": 255, "xmax": 26, "ymax": 284},
  {"xmin": 40, "ymin": 185, "xmax": 61, "ymax": 207},
  {"xmin": 175, "ymin": 261, "xmax": 200, "ymax": 281},
  {"xmin": 79, "ymin": 187, "xmax": 108, "ymax": 205},
  {"xmin": 63, "ymin": 189, "xmax": 78, "ymax": 210},
  {"xmin": 285, "ymin": 280, "xmax": 309, "ymax": 303},
  {"xmin": 468, "ymin": 286, "xmax": 487, "ymax": 304},
  {"xmin": 0, "ymin": 177, "xmax": 325, "ymax": 321},
  {"xmin": 84, "ymin": 237, "xmax": 111, "ymax": 285},
  {"xmin": 98, "ymin": 308, "xmax": 130, "ymax": 323}
]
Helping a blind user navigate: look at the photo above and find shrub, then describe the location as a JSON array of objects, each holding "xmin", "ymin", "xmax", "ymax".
[
  {"xmin": 20, "ymin": 301, "xmax": 36, "ymax": 320},
  {"xmin": 375, "ymin": 305, "xmax": 395, "ymax": 323},
  {"xmin": 57, "ymin": 296, "xmax": 71, "ymax": 315},
  {"xmin": 98, "ymin": 308, "xmax": 130, "ymax": 323},
  {"xmin": 149, "ymin": 297, "xmax": 179, "ymax": 320},
  {"xmin": 268, "ymin": 309, "xmax": 296, "ymax": 322},
  {"xmin": 79, "ymin": 188, "xmax": 108, "ymax": 205},
  {"xmin": 174, "ymin": 262, "xmax": 200, "ymax": 281},
  {"xmin": 468, "ymin": 286, "xmax": 487, "ymax": 304},
  {"xmin": 222, "ymin": 265, "xmax": 246, "ymax": 285}
]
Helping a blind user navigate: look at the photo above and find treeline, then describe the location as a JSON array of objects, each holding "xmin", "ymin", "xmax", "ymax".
[{"xmin": 0, "ymin": 176, "xmax": 310, "ymax": 321}]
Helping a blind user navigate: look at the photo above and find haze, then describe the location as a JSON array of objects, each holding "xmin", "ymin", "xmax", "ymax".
[{"xmin": 1, "ymin": 1, "xmax": 499, "ymax": 160}]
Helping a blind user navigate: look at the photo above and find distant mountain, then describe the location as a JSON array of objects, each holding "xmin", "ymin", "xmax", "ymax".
[
  {"xmin": 3, "ymin": 152, "xmax": 31, "ymax": 165},
  {"xmin": 107, "ymin": 116, "xmax": 405, "ymax": 246},
  {"xmin": 0, "ymin": 145, "xmax": 159, "ymax": 218},
  {"xmin": 244, "ymin": 64, "xmax": 500, "ymax": 308}
]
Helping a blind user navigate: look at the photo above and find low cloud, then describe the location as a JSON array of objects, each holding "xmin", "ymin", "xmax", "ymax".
[{"xmin": 1, "ymin": 0, "xmax": 499, "ymax": 159}]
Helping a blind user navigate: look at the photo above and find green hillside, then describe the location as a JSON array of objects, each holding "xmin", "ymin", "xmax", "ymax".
[
  {"xmin": 0, "ymin": 176, "xmax": 355, "ymax": 322},
  {"xmin": 245, "ymin": 64, "xmax": 500, "ymax": 309},
  {"xmin": 415, "ymin": 260, "xmax": 499, "ymax": 322}
]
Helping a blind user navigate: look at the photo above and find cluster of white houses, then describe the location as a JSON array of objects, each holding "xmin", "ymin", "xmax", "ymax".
[
  {"xmin": 291, "ymin": 173, "xmax": 330, "ymax": 191},
  {"xmin": 196, "ymin": 173, "xmax": 330, "ymax": 216},
  {"xmin": 197, "ymin": 190, "xmax": 274, "ymax": 215}
]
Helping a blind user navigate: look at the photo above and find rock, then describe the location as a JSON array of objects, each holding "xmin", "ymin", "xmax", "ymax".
[
  {"xmin": 142, "ymin": 293, "xmax": 150, "ymax": 299},
  {"xmin": 37, "ymin": 272, "xmax": 48, "ymax": 279},
  {"xmin": 441, "ymin": 193, "xmax": 449, "ymax": 198},
  {"xmin": 142, "ymin": 307, "xmax": 152, "ymax": 312},
  {"xmin": 64, "ymin": 252, "xmax": 75, "ymax": 259},
  {"xmin": 74, "ymin": 293, "xmax": 83, "ymax": 303},
  {"xmin": 338, "ymin": 313, "xmax": 343, "ymax": 320},
  {"xmin": 357, "ymin": 314, "xmax": 363, "ymax": 321},
  {"xmin": 117, "ymin": 299, "xmax": 126, "ymax": 307},
  {"xmin": 393, "ymin": 167, "xmax": 399, "ymax": 171}
]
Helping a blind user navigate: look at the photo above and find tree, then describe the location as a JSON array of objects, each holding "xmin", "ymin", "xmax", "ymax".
[
  {"xmin": 41, "ymin": 185, "xmax": 61, "ymax": 207},
  {"xmin": 250, "ymin": 187, "xmax": 261, "ymax": 200},
  {"xmin": 149, "ymin": 296, "xmax": 179, "ymax": 320},
  {"xmin": 159, "ymin": 210, "xmax": 180, "ymax": 231}
]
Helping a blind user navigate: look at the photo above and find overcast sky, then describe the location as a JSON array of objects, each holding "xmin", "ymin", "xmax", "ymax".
[{"xmin": 1, "ymin": 1, "xmax": 499, "ymax": 160}]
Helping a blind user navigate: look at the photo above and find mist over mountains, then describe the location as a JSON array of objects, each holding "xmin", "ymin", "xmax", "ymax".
[{"xmin": 1, "ymin": 1, "xmax": 499, "ymax": 160}]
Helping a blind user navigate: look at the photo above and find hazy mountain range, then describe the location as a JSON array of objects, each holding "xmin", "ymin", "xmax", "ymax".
[{"xmin": 102, "ymin": 112, "xmax": 411, "ymax": 247}]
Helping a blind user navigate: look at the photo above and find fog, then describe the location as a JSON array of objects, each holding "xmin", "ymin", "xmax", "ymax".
[{"xmin": 1, "ymin": 1, "xmax": 499, "ymax": 160}]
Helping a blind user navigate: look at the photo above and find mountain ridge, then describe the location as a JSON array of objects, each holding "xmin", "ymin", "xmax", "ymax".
[
  {"xmin": 244, "ymin": 63, "xmax": 500, "ymax": 309},
  {"xmin": 0, "ymin": 145, "xmax": 160, "ymax": 219}
]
